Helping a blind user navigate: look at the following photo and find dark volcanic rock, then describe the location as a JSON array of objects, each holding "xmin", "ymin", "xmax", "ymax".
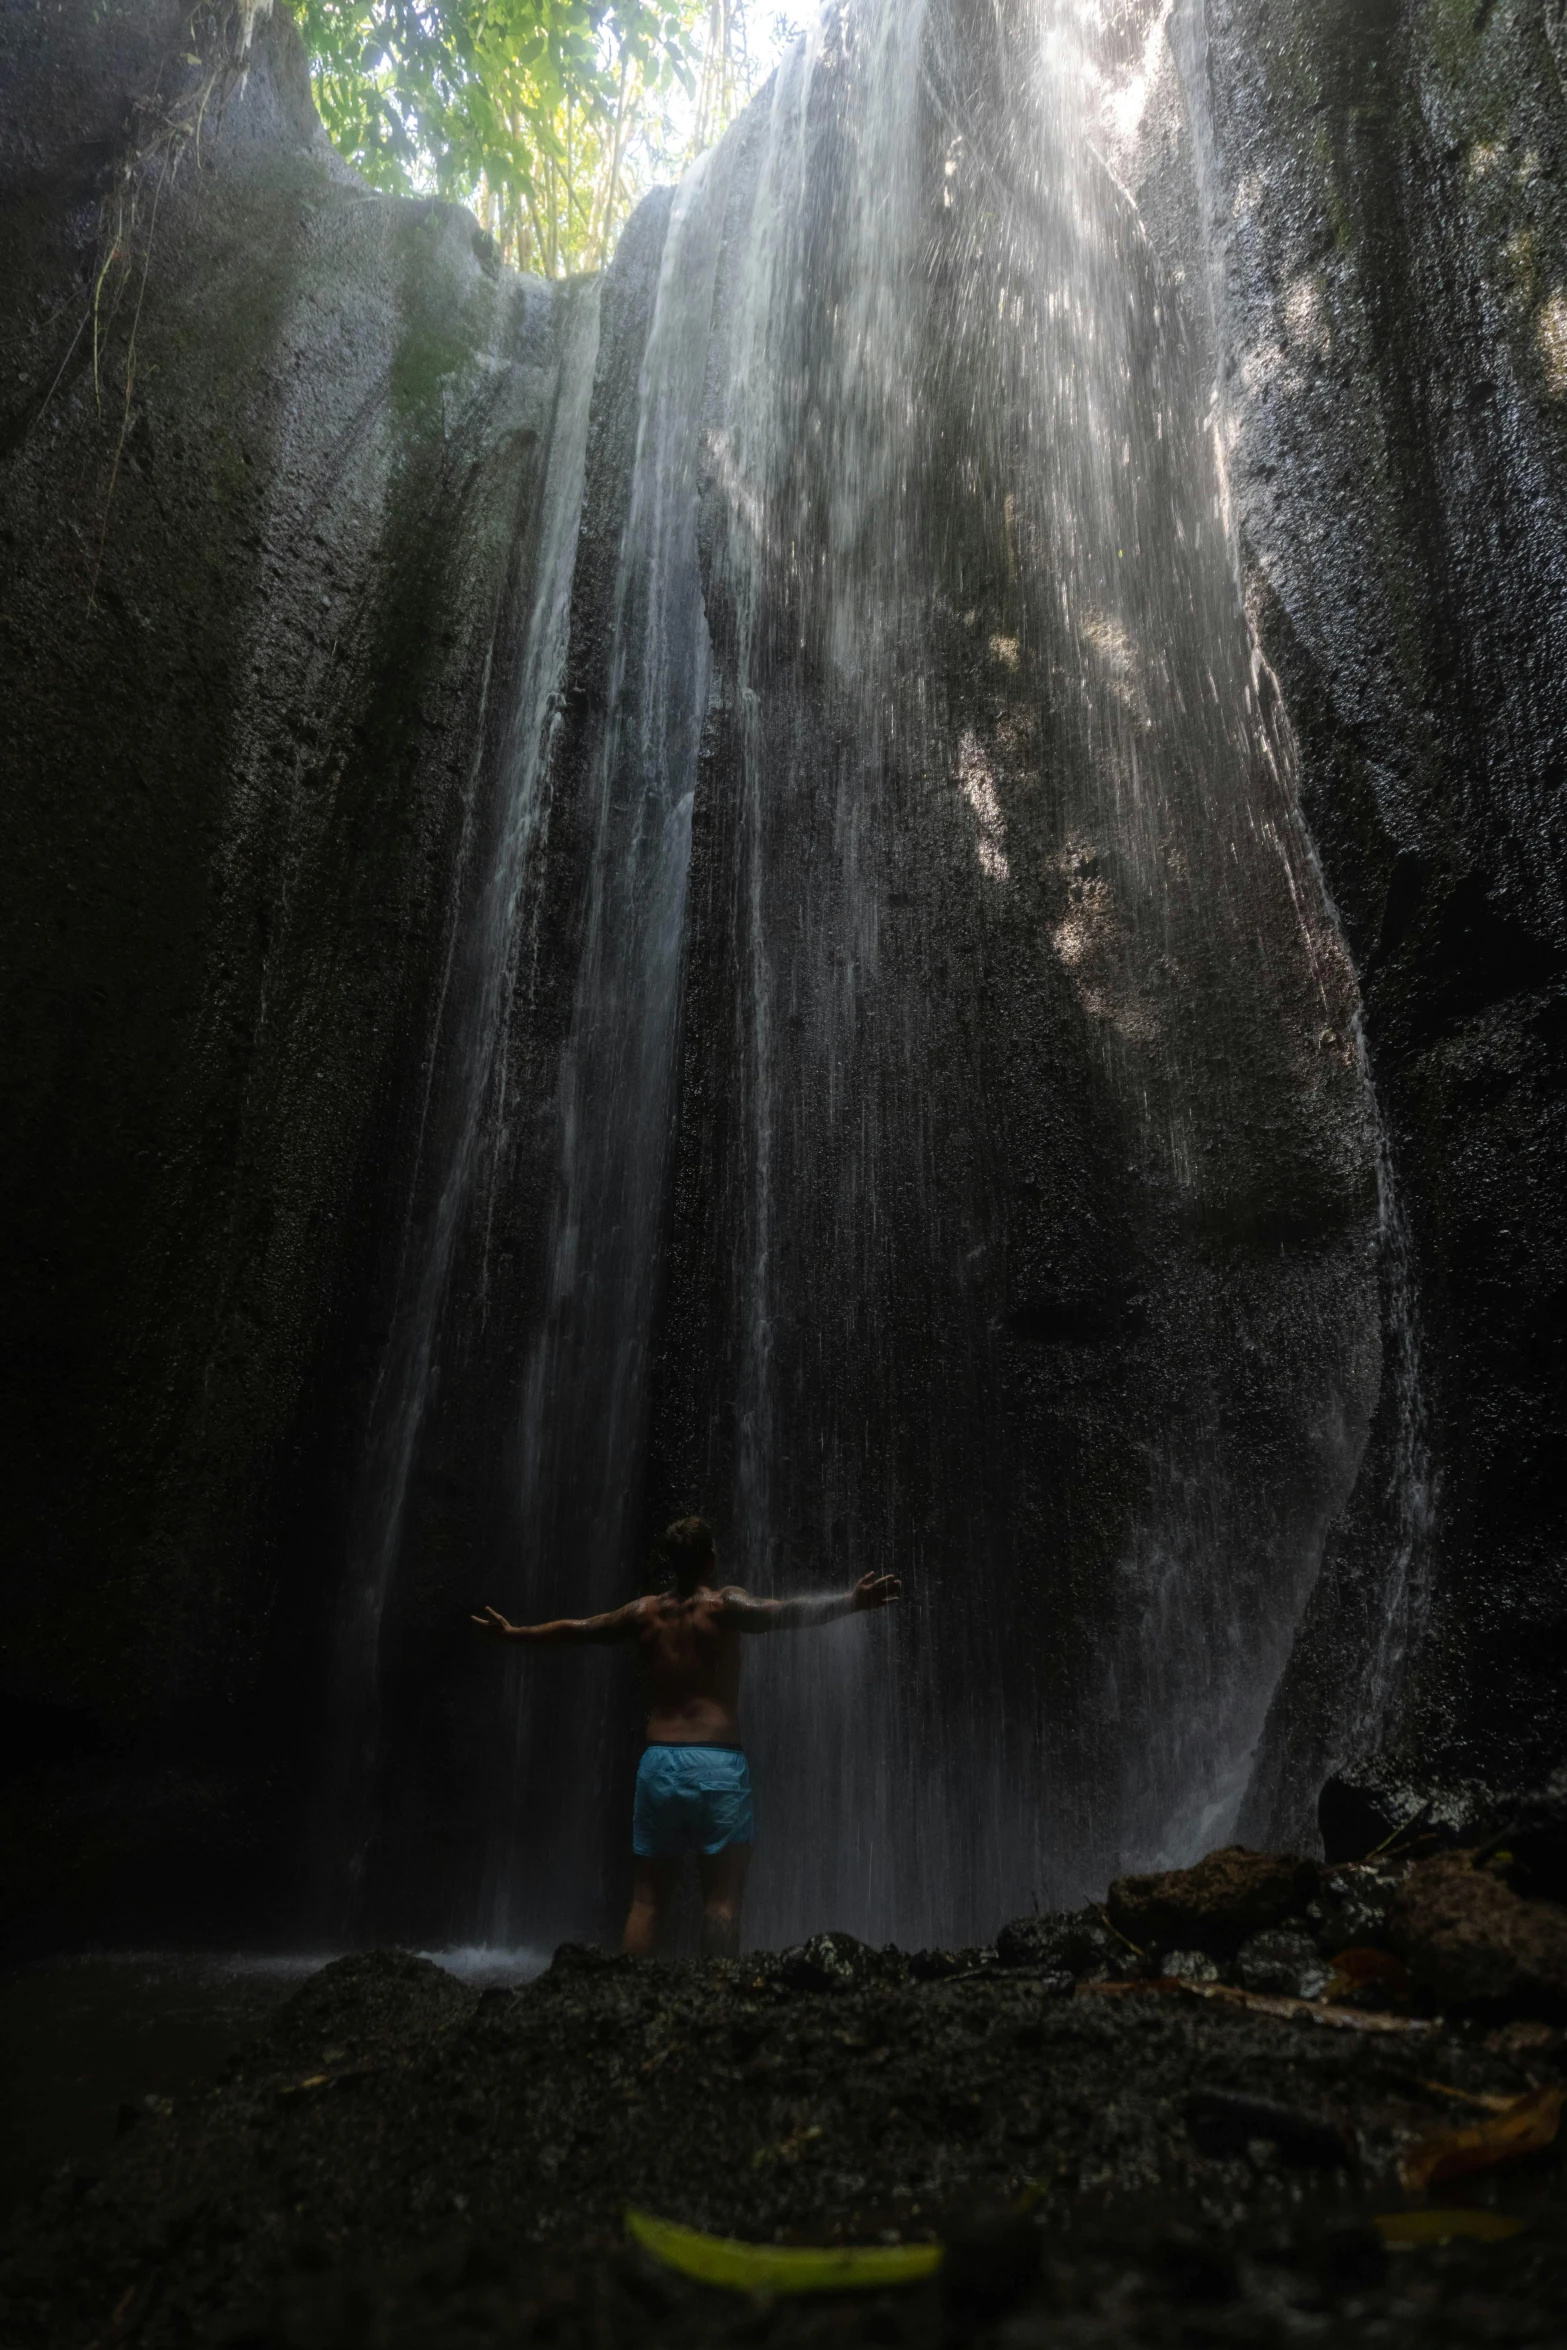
[
  {"xmin": 908, "ymin": 1946, "xmax": 999, "ymax": 1982},
  {"xmin": 1233, "ymin": 1929, "xmax": 1333, "ymax": 2003},
  {"xmin": 1159, "ymin": 1950, "xmax": 1222, "ymax": 1986},
  {"xmin": 1311, "ymin": 1861, "xmax": 1405, "ymax": 1955},
  {"xmin": 995, "ymin": 1908, "xmax": 1144, "ymax": 1981},
  {"xmin": 778, "ymin": 1932, "xmax": 904, "ymax": 1992},
  {"xmin": 266, "ymin": 1948, "xmax": 476, "ymax": 2065},
  {"xmin": 1389, "ymin": 1851, "xmax": 1567, "ymax": 2015},
  {"xmin": 1107, "ymin": 1849, "xmax": 1319, "ymax": 1960},
  {"xmin": 1213, "ymin": 0, "xmax": 1567, "ymax": 1842},
  {"xmin": 1498, "ymin": 1765, "xmax": 1567, "ymax": 1905},
  {"xmin": 0, "ymin": 0, "xmax": 586, "ymax": 1948},
  {"xmin": 1318, "ymin": 1752, "xmax": 1497, "ymax": 1864}
]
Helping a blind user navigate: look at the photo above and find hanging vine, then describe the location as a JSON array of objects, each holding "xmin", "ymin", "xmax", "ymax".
[{"xmin": 75, "ymin": 3, "xmax": 279, "ymax": 603}]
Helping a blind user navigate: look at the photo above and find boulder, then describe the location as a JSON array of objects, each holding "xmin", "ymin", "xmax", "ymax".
[
  {"xmin": 1234, "ymin": 1929, "xmax": 1333, "ymax": 2002},
  {"xmin": 1161, "ymin": 1950, "xmax": 1222, "ymax": 1985},
  {"xmin": 1106, "ymin": 1848, "xmax": 1318, "ymax": 1959},
  {"xmin": 907, "ymin": 1946, "xmax": 998, "ymax": 1981},
  {"xmin": 995, "ymin": 1907, "xmax": 1144, "ymax": 1980},
  {"xmin": 1497, "ymin": 1765, "xmax": 1567, "ymax": 1905},
  {"xmin": 778, "ymin": 1932, "xmax": 902, "ymax": 1992},
  {"xmin": 1317, "ymin": 1755, "xmax": 1496, "ymax": 1865},
  {"xmin": 1388, "ymin": 1853, "xmax": 1567, "ymax": 2014},
  {"xmin": 1311, "ymin": 1861, "xmax": 1404, "ymax": 1953},
  {"xmin": 264, "ymin": 1950, "xmax": 473, "ymax": 2065}
]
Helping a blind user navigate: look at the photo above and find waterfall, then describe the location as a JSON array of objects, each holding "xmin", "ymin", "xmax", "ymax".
[
  {"xmin": 655, "ymin": 0, "xmax": 1381, "ymax": 1942},
  {"xmin": 480, "ymin": 156, "xmax": 733, "ymax": 1947},
  {"xmin": 337, "ymin": 0, "xmax": 1392, "ymax": 1954}
]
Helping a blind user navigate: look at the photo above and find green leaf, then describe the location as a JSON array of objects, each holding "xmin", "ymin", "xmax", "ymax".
[
  {"xmin": 625, "ymin": 2209, "xmax": 945, "ymax": 2295},
  {"xmin": 300, "ymin": 0, "xmax": 766, "ymax": 275}
]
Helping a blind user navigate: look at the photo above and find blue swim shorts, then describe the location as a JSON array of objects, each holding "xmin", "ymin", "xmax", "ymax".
[{"xmin": 632, "ymin": 1743, "xmax": 754, "ymax": 1858}]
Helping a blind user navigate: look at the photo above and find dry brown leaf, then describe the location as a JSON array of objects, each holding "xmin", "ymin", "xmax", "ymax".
[
  {"xmin": 1075, "ymin": 1979, "xmax": 1434, "ymax": 2035},
  {"xmin": 1411, "ymin": 2078, "xmax": 1520, "ymax": 2114},
  {"xmin": 1400, "ymin": 2085, "xmax": 1564, "ymax": 2191},
  {"xmin": 1191, "ymin": 1982, "xmax": 1434, "ymax": 2034},
  {"xmin": 1325, "ymin": 1946, "xmax": 1410, "ymax": 2001}
]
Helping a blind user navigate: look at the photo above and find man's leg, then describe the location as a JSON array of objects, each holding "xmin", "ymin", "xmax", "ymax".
[
  {"xmin": 622, "ymin": 1857, "xmax": 677, "ymax": 1956},
  {"xmin": 697, "ymin": 1843, "xmax": 750, "ymax": 1959}
]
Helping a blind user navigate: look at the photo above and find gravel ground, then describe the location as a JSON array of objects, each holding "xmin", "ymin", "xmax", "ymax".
[{"xmin": 2, "ymin": 1944, "xmax": 1563, "ymax": 2348}]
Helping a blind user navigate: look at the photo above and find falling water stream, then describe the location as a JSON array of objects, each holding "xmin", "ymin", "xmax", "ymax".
[
  {"xmin": 480, "ymin": 158, "xmax": 727, "ymax": 1948},
  {"xmin": 322, "ymin": 280, "xmax": 602, "ymax": 1930},
  {"xmin": 336, "ymin": 0, "xmax": 1396, "ymax": 1955}
]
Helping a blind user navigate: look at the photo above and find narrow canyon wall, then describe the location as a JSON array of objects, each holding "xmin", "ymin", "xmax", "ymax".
[
  {"xmin": 1188, "ymin": 0, "xmax": 1567, "ymax": 1832},
  {"xmin": 1, "ymin": 0, "xmax": 1562, "ymax": 1953},
  {"xmin": 0, "ymin": 0, "xmax": 575, "ymax": 1942}
]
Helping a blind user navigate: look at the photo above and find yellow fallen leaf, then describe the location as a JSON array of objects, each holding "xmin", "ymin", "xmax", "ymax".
[
  {"xmin": 1411, "ymin": 2078, "xmax": 1519, "ymax": 2113},
  {"xmin": 625, "ymin": 2208, "xmax": 943, "ymax": 2294},
  {"xmin": 1400, "ymin": 2086, "xmax": 1564, "ymax": 2191},
  {"xmin": 1375, "ymin": 2209, "xmax": 1525, "ymax": 2247}
]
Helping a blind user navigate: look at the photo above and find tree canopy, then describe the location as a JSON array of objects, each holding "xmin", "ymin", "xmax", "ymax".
[{"xmin": 294, "ymin": 2, "xmax": 797, "ymax": 277}]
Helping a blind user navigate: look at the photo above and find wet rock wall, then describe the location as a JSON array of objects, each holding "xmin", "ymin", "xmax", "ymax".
[
  {"xmin": 2, "ymin": 0, "xmax": 1564, "ymax": 1947},
  {"xmin": 1185, "ymin": 0, "xmax": 1567, "ymax": 1831},
  {"xmin": 0, "ymin": 1, "xmax": 574, "ymax": 1944}
]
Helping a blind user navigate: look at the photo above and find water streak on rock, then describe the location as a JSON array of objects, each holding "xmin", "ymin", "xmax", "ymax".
[{"xmin": 324, "ymin": 280, "xmax": 602, "ymax": 1928}]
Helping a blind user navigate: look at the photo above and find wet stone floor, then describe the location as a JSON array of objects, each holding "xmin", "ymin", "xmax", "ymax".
[{"xmin": 1, "ymin": 1944, "xmax": 1563, "ymax": 2348}]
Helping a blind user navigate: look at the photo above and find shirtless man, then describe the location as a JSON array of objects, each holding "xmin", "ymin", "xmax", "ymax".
[{"xmin": 472, "ymin": 1516, "xmax": 901, "ymax": 1958}]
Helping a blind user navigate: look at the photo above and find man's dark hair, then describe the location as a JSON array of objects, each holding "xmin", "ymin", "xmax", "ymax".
[{"xmin": 660, "ymin": 1515, "xmax": 716, "ymax": 1588}]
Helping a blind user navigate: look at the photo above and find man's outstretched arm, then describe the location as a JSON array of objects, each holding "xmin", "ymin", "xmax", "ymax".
[
  {"xmin": 471, "ymin": 1599, "xmax": 646, "ymax": 1646},
  {"xmin": 721, "ymin": 1572, "xmax": 902, "ymax": 1634}
]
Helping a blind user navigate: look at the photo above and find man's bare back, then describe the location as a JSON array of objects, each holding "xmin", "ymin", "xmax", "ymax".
[
  {"xmin": 635, "ymin": 1586, "xmax": 748, "ymax": 1746},
  {"xmin": 473, "ymin": 1516, "xmax": 901, "ymax": 1956}
]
